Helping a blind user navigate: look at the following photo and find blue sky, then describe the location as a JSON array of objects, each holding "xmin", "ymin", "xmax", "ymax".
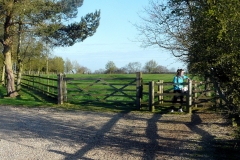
[{"xmin": 53, "ymin": 0, "xmax": 185, "ymax": 72}]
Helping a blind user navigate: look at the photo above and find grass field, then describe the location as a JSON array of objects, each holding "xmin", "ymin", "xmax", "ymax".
[{"xmin": 0, "ymin": 73, "xmax": 202, "ymax": 113}]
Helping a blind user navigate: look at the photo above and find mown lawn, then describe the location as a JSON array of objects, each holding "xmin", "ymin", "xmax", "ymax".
[{"xmin": 0, "ymin": 73, "xmax": 201, "ymax": 113}]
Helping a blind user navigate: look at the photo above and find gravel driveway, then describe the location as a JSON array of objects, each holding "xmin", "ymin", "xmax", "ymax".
[{"xmin": 0, "ymin": 106, "xmax": 238, "ymax": 160}]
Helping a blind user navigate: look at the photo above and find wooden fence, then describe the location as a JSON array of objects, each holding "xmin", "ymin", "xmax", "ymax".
[
  {"xmin": 20, "ymin": 73, "xmax": 219, "ymax": 113},
  {"xmin": 21, "ymin": 74, "xmax": 58, "ymax": 98},
  {"xmin": 20, "ymin": 73, "xmax": 142, "ymax": 109},
  {"xmin": 148, "ymin": 80, "xmax": 219, "ymax": 113}
]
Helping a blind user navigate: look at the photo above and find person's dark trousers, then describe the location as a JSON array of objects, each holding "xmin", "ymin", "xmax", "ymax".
[{"xmin": 172, "ymin": 90, "xmax": 184, "ymax": 109}]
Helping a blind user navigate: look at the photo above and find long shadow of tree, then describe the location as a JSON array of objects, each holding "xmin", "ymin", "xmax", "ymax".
[
  {"xmin": 143, "ymin": 114, "xmax": 163, "ymax": 159},
  {"xmin": 186, "ymin": 113, "xmax": 240, "ymax": 160},
  {"xmin": 52, "ymin": 110, "xmax": 131, "ymax": 160},
  {"xmin": 185, "ymin": 114, "xmax": 216, "ymax": 159},
  {"xmin": 0, "ymin": 107, "xmax": 239, "ymax": 159}
]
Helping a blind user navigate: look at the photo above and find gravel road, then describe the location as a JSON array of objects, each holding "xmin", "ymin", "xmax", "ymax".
[{"xmin": 0, "ymin": 106, "xmax": 238, "ymax": 160}]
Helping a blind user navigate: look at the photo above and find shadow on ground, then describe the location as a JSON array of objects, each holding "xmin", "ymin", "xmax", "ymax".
[{"xmin": 0, "ymin": 107, "xmax": 239, "ymax": 159}]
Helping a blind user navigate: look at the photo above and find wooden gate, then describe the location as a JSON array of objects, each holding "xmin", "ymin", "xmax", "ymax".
[
  {"xmin": 57, "ymin": 73, "xmax": 142, "ymax": 109},
  {"xmin": 148, "ymin": 80, "xmax": 219, "ymax": 113},
  {"xmin": 192, "ymin": 81, "xmax": 217, "ymax": 107}
]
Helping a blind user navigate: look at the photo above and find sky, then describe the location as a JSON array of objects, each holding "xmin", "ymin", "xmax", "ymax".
[{"xmin": 53, "ymin": 0, "xmax": 185, "ymax": 72}]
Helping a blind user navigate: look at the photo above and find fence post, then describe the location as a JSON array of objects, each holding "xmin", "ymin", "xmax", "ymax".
[
  {"xmin": 63, "ymin": 74, "xmax": 67, "ymax": 102},
  {"xmin": 27, "ymin": 74, "xmax": 29, "ymax": 88},
  {"xmin": 187, "ymin": 80, "xmax": 192, "ymax": 114},
  {"xmin": 205, "ymin": 77, "xmax": 211, "ymax": 96},
  {"xmin": 215, "ymin": 82, "xmax": 222, "ymax": 111},
  {"xmin": 58, "ymin": 73, "xmax": 63, "ymax": 105},
  {"xmin": 47, "ymin": 74, "xmax": 49, "ymax": 93},
  {"xmin": 38, "ymin": 74, "xmax": 40, "ymax": 91},
  {"xmin": 149, "ymin": 81, "xmax": 155, "ymax": 112},
  {"xmin": 158, "ymin": 80, "xmax": 163, "ymax": 104},
  {"xmin": 52, "ymin": 75, "xmax": 54, "ymax": 94},
  {"xmin": 32, "ymin": 75, "xmax": 34, "ymax": 90},
  {"xmin": 136, "ymin": 72, "xmax": 142, "ymax": 110},
  {"xmin": 194, "ymin": 81, "xmax": 198, "ymax": 108}
]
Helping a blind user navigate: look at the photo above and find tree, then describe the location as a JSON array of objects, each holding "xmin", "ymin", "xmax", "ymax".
[
  {"xmin": 48, "ymin": 56, "xmax": 64, "ymax": 73},
  {"xmin": 64, "ymin": 58, "xmax": 73, "ymax": 74},
  {"xmin": 20, "ymin": 40, "xmax": 45, "ymax": 73},
  {"xmin": 115, "ymin": 67, "xmax": 128, "ymax": 74},
  {"xmin": 155, "ymin": 65, "xmax": 169, "ymax": 73},
  {"xmin": 0, "ymin": 0, "xmax": 100, "ymax": 97},
  {"xmin": 186, "ymin": 0, "xmax": 240, "ymax": 111},
  {"xmin": 169, "ymin": 67, "xmax": 176, "ymax": 73},
  {"xmin": 126, "ymin": 62, "xmax": 142, "ymax": 73},
  {"xmin": 105, "ymin": 61, "xmax": 116, "ymax": 74},
  {"xmin": 72, "ymin": 60, "xmax": 81, "ymax": 73},
  {"xmin": 143, "ymin": 60, "xmax": 158, "ymax": 73},
  {"xmin": 80, "ymin": 67, "xmax": 91, "ymax": 74},
  {"xmin": 135, "ymin": 0, "xmax": 190, "ymax": 60},
  {"xmin": 137, "ymin": 0, "xmax": 240, "ymax": 112},
  {"xmin": 71, "ymin": 60, "xmax": 89, "ymax": 74},
  {"xmin": 94, "ymin": 69, "xmax": 105, "ymax": 74}
]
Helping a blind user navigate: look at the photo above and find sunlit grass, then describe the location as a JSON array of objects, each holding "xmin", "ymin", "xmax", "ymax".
[{"xmin": 0, "ymin": 73, "xmax": 199, "ymax": 113}]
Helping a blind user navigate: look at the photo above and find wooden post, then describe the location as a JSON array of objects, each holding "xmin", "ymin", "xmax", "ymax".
[
  {"xmin": 28, "ymin": 75, "xmax": 29, "ymax": 88},
  {"xmin": 58, "ymin": 73, "xmax": 63, "ymax": 105},
  {"xmin": 187, "ymin": 80, "xmax": 192, "ymax": 114},
  {"xmin": 194, "ymin": 81, "xmax": 198, "ymax": 108},
  {"xmin": 47, "ymin": 74, "xmax": 49, "ymax": 93},
  {"xmin": 32, "ymin": 75, "xmax": 34, "ymax": 90},
  {"xmin": 149, "ymin": 81, "xmax": 155, "ymax": 112},
  {"xmin": 158, "ymin": 80, "xmax": 163, "ymax": 104},
  {"xmin": 136, "ymin": 72, "xmax": 142, "ymax": 110},
  {"xmin": 52, "ymin": 74, "xmax": 54, "ymax": 94},
  {"xmin": 41, "ymin": 75, "xmax": 43, "ymax": 93},
  {"xmin": 38, "ymin": 74, "xmax": 40, "ymax": 90},
  {"xmin": 63, "ymin": 74, "xmax": 67, "ymax": 102},
  {"xmin": 205, "ymin": 77, "xmax": 211, "ymax": 96},
  {"xmin": 215, "ymin": 82, "xmax": 222, "ymax": 111}
]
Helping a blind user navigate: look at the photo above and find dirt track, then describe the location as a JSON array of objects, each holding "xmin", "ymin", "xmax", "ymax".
[{"xmin": 0, "ymin": 106, "xmax": 238, "ymax": 160}]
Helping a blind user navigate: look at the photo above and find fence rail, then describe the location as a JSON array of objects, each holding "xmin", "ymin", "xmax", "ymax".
[
  {"xmin": 21, "ymin": 74, "xmax": 58, "ymax": 99},
  {"xmin": 57, "ymin": 73, "xmax": 142, "ymax": 109},
  {"xmin": 148, "ymin": 80, "xmax": 219, "ymax": 113},
  {"xmin": 19, "ymin": 73, "xmax": 220, "ymax": 113}
]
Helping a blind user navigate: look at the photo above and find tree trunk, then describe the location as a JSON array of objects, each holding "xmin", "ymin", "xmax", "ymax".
[
  {"xmin": 1, "ymin": 65, "xmax": 5, "ymax": 86},
  {"xmin": 16, "ymin": 61, "xmax": 23, "ymax": 91},
  {"xmin": 16, "ymin": 16, "xmax": 22, "ymax": 91},
  {"xmin": 4, "ymin": 50, "xmax": 19, "ymax": 97},
  {"xmin": 2, "ymin": 12, "xmax": 19, "ymax": 97}
]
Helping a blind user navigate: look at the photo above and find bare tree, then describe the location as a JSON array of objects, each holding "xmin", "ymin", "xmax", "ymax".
[
  {"xmin": 77, "ymin": 66, "xmax": 91, "ymax": 74},
  {"xmin": 143, "ymin": 60, "xmax": 158, "ymax": 73},
  {"xmin": 64, "ymin": 58, "xmax": 73, "ymax": 74},
  {"xmin": 72, "ymin": 60, "xmax": 81, "ymax": 73},
  {"xmin": 169, "ymin": 67, "xmax": 176, "ymax": 72},
  {"xmin": 136, "ymin": 0, "xmax": 240, "ymax": 111},
  {"xmin": 94, "ymin": 69, "xmax": 105, "ymax": 74},
  {"xmin": 126, "ymin": 62, "xmax": 142, "ymax": 73},
  {"xmin": 155, "ymin": 65, "xmax": 169, "ymax": 73},
  {"xmin": 135, "ymin": 0, "xmax": 192, "ymax": 61},
  {"xmin": 115, "ymin": 67, "xmax": 128, "ymax": 74}
]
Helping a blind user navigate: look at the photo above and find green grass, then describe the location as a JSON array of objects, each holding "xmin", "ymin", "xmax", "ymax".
[
  {"xmin": 0, "ymin": 73, "xmax": 200, "ymax": 113},
  {"xmin": 64, "ymin": 73, "xmax": 177, "ymax": 82},
  {"xmin": 0, "ymin": 86, "xmax": 56, "ymax": 107}
]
